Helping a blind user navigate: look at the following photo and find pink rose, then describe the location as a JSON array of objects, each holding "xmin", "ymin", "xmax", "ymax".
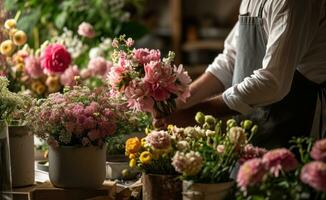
[
  {"xmin": 133, "ymin": 48, "xmax": 161, "ymax": 65},
  {"xmin": 237, "ymin": 158, "xmax": 267, "ymax": 191},
  {"xmin": 60, "ymin": 65, "xmax": 80, "ymax": 86},
  {"xmin": 87, "ymin": 57, "xmax": 110, "ymax": 76},
  {"xmin": 41, "ymin": 44, "xmax": 72, "ymax": 74},
  {"xmin": 24, "ymin": 55, "xmax": 44, "ymax": 78},
  {"xmin": 310, "ymin": 139, "xmax": 326, "ymax": 162},
  {"xmin": 262, "ymin": 148, "xmax": 298, "ymax": 177},
  {"xmin": 300, "ymin": 161, "xmax": 326, "ymax": 192},
  {"xmin": 77, "ymin": 22, "xmax": 96, "ymax": 38}
]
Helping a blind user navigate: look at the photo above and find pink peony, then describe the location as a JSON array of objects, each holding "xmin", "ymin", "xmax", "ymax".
[
  {"xmin": 146, "ymin": 130, "xmax": 171, "ymax": 150},
  {"xmin": 262, "ymin": 148, "xmax": 298, "ymax": 177},
  {"xmin": 310, "ymin": 139, "xmax": 326, "ymax": 162},
  {"xmin": 41, "ymin": 44, "xmax": 72, "ymax": 74},
  {"xmin": 87, "ymin": 57, "xmax": 110, "ymax": 76},
  {"xmin": 237, "ymin": 158, "xmax": 267, "ymax": 191},
  {"xmin": 60, "ymin": 65, "xmax": 80, "ymax": 86},
  {"xmin": 108, "ymin": 64, "xmax": 128, "ymax": 88},
  {"xmin": 300, "ymin": 161, "xmax": 326, "ymax": 192},
  {"xmin": 24, "ymin": 55, "xmax": 44, "ymax": 78},
  {"xmin": 77, "ymin": 22, "xmax": 96, "ymax": 38},
  {"xmin": 239, "ymin": 144, "xmax": 267, "ymax": 164},
  {"xmin": 174, "ymin": 65, "xmax": 192, "ymax": 102},
  {"xmin": 133, "ymin": 48, "xmax": 161, "ymax": 65}
]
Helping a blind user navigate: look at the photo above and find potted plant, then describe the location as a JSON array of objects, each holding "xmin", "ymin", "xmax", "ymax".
[
  {"xmin": 126, "ymin": 127, "xmax": 183, "ymax": 200},
  {"xmin": 27, "ymin": 85, "xmax": 119, "ymax": 189},
  {"xmin": 236, "ymin": 137, "xmax": 326, "ymax": 200},
  {"xmin": 170, "ymin": 112, "xmax": 258, "ymax": 200},
  {"xmin": 0, "ymin": 76, "xmax": 25, "ymax": 198}
]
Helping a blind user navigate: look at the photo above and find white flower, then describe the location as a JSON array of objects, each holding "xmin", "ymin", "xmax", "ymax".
[
  {"xmin": 99, "ymin": 38, "xmax": 112, "ymax": 50},
  {"xmin": 228, "ymin": 127, "xmax": 247, "ymax": 146},
  {"xmin": 89, "ymin": 47, "xmax": 105, "ymax": 59},
  {"xmin": 205, "ymin": 130, "xmax": 216, "ymax": 137},
  {"xmin": 176, "ymin": 140, "xmax": 190, "ymax": 151},
  {"xmin": 216, "ymin": 145, "xmax": 225, "ymax": 153}
]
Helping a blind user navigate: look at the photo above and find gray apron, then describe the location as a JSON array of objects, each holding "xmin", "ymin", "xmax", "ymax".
[{"xmin": 233, "ymin": 0, "xmax": 326, "ymax": 149}]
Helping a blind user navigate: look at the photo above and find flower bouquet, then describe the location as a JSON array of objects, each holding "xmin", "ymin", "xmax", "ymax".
[
  {"xmin": 26, "ymin": 85, "xmax": 121, "ymax": 188},
  {"xmin": 236, "ymin": 137, "xmax": 326, "ymax": 200},
  {"xmin": 108, "ymin": 35, "xmax": 192, "ymax": 116},
  {"xmin": 170, "ymin": 112, "xmax": 259, "ymax": 200}
]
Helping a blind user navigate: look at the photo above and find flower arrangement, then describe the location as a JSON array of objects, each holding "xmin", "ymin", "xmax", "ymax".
[
  {"xmin": 26, "ymin": 84, "xmax": 122, "ymax": 147},
  {"xmin": 236, "ymin": 137, "xmax": 326, "ymax": 200},
  {"xmin": 170, "ymin": 112, "xmax": 258, "ymax": 183},
  {"xmin": 108, "ymin": 35, "xmax": 192, "ymax": 115}
]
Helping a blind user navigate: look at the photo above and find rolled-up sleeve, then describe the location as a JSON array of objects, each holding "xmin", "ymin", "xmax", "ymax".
[{"xmin": 222, "ymin": 0, "xmax": 322, "ymax": 114}]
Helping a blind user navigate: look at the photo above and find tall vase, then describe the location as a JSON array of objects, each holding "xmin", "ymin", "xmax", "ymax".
[
  {"xmin": 182, "ymin": 181, "xmax": 234, "ymax": 200},
  {"xmin": 9, "ymin": 125, "xmax": 34, "ymax": 187},
  {"xmin": 142, "ymin": 173, "xmax": 182, "ymax": 200},
  {"xmin": 49, "ymin": 145, "xmax": 106, "ymax": 189},
  {"xmin": 0, "ymin": 121, "xmax": 12, "ymax": 200}
]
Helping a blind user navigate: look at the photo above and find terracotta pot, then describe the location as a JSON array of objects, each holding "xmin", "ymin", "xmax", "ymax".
[
  {"xmin": 142, "ymin": 173, "xmax": 182, "ymax": 200},
  {"xmin": 182, "ymin": 181, "xmax": 234, "ymax": 200},
  {"xmin": 49, "ymin": 145, "xmax": 106, "ymax": 189},
  {"xmin": 9, "ymin": 125, "xmax": 34, "ymax": 187}
]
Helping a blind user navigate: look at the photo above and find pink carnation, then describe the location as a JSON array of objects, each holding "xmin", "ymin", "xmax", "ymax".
[
  {"xmin": 60, "ymin": 65, "xmax": 80, "ymax": 86},
  {"xmin": 146, "ymin": 130, "xmax": 171, "ymax": 150},
  {"xmin": 310, "ymin": 139, "xmax": 326, "ymax": 162},
  {"xmin": 24, "ymin": 55, "xmax": 44, "ymax": 78},
  {"xmin": 108, "ymin": 64, "xmax": 128, "ymax": 89},
  {"xmin": 237, "ymin": 158, "xmax": 267, "ymax": 191},
  {"xmin": 262, "ymin": 148, "xmax": 298, "ymax": 177},
  {"xmin": 77, "ymin": 22, "xmax": 96, "ymax": 38},
  {"xmin": 300, "ymin": 161, "xmax": 326, "ymax": 192},
  {"xmin": 133, "ymin": 48, "xmax": 161, "ymax": 65},
  {"xmin": 41, "ymin": 44, "xmax": 71, "ymax": 74},
  {"xmin": 239, "ymin": 144, "xmax": 267, "ymax": 164},
  {"xmin": 87, "ymin": 57, "xmax": 110, "ymax": 76}
]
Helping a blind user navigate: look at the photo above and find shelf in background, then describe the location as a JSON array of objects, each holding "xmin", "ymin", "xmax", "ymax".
[{"xmin": 182, "ymin": 39, "xmax": 224, "ymax": 51}]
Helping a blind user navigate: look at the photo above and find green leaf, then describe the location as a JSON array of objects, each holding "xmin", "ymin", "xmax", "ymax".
[{"xmin": 54, "ymin": 11, "xmax": 67, "ymax": 29}]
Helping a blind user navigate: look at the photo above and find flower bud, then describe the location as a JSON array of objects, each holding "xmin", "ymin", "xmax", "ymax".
[
  {"xmin": 227, "ymin": 119, "xmax": 237, "ymax": 128},
  {"xmin": 195, "ymin": 112, "xmax": 205, "ymax": 125},
  {"xmin": 205, "ymin": 115, "xmax": 216, "ymax": 125},
  {"xmin": 242, "ymin": 120, "xmax": 253, "ymax": 130},
  {"xmin": 203, "ymin": 122, "xmax": 210, "ymax": 130},
  {"xmin": 251, "ymin": 125, "xmax": 258, "ymax": 135},
  {"xmin": 4, "ymin": 19, "xmax": 16, "ymax": 29}
]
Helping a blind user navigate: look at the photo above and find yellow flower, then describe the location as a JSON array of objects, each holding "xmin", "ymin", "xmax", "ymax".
[
  {"xmin": 13, "ymin": 63, "xmax": 24, "ymax": 73},
  {"xmin": 9, "ymin": 28, "xmax": 18, "ymax": 37},
  {"xmin": 35, "ymin": 84, "xmax": 46, "ymax": 95},
  {"xmin": 13, "ymin": 55, "xmax": 24, "ymax": 64},
  {"xmin": 129, "ymin": 153, "xmax": 136, "ymax": 159},
  {"xmin": 125, "ymin": 137, "xmax": 141, "ymax": 154},
  {"xmin": 0, "ymin": 40, "xmax": 15, "ymax": 56},
  {"xmin": 13, "ymin": 30, "xmax": 27, "ymax": 46},
  {"xmin": 139, "ymin": 151, "xmax": 152, "ymax": 164},
  {"xmin": 129, "ymin": 159, "xmax": 136, "ymax": 168},
  {"xmin": 4, "ymin": 19, "xmax": 16, "ymax": 29},
  {"xmin": 141, "ymin": 138, "xmax": 147, "ymax": 147},
  {"xmin": 46, "ymin": 75, "xmax": 61, "ymax": 93}
]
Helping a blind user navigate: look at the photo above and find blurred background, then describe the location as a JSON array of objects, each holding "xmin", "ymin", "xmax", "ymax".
[{"xmin": 1, "ymin": 0, "xmax": 241, "ymax": 79}]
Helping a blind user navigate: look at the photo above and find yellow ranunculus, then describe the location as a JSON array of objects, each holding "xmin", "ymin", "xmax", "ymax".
[
  {"xmin": 35, "ymin": 84, "xmax": 46, "ymax": 95},
  {"xmin": 0, "ymin": 40, "xmax": 15, "ymax": 56},
  {"xmin": 125, "ymin": 137, "xmax": 141, "ymax": 154},
  {"xmin": 13, "ymin": 30, "xmax": 27, "ymax": 46},
  {"xmin": 13, "ymin": 63, "xmax": 24, "ymax": 72},
  {"xmin": 129, "ymin": 153, "xmax": 136, "ymax": 159},
  {"xmin": 9, "ymin": 28, "xmax": 18, "ymax": 37},
  {"xmin": 129, "ymin": 158, "xmax": 136, "ymax": 168},
  {"xmin": 139, "ymin": 151, "xmax": 152, "ymax": 164},
  {"xmin": 4, "ymin": 19, "xmax": 16, "ymax": 29},
  {"xmin": 46, "ymin": 75, "xmax": 61, "ymax": 93}
]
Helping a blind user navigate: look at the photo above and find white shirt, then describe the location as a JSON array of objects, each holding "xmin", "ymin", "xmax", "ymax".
[{"xmin": 206, "ymin": 0, "xmax": 326, "ymax": 112}]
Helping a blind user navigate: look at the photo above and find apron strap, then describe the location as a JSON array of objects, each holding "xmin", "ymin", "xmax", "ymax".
[{"xmin": 258, "ymin": 0, "xmax": 269, "ymax": 18}]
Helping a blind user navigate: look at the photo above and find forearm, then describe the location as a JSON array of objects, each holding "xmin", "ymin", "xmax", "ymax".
[{"xmin": 177, "ymin": 72, "xmax": 225, "ymax": 110}]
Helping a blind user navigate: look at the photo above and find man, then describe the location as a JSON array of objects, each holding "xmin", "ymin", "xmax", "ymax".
[{"xmin": 156, "ymin": 0, "xmax": 326, "ymax": 148}]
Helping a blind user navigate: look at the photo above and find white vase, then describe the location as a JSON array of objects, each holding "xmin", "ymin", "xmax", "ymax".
[
  {"xmin": 182, "ymin": 181, "xmax": 234, "ymax": 200},
  {"xmin": 49, "ymin": 145, "xmax": 106, "ymax": 189},
  {"xmin": 9, "ymin": 125, "xmax": 35, "ymax": 187}
]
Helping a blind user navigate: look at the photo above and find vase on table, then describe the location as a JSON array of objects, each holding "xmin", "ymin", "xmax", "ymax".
[
  {"xmin": 0, "ymin": 121, "xmax": 12, "ymax": 200},
  {"xmin": 8, "ymin": 123, "xmax": 34, "ymax": 187},
  {"xmin": 48, "ymin": 144, "xmax": 106, "ymax": 189},
  {"xmin": 182, "ymin": 181, "xmax": 234, "ymax": 200},
  {"xmin": 142, "ymin": 173, "xmax": 182, "ymax": 200}
]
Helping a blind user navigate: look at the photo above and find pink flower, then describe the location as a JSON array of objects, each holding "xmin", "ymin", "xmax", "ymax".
[
  {"xmin": 64, "ymin": 122, "xmax": 75, "ymax": 134},
  {"xmin": 24, "ymin": 55, "xmax": 44, "ymax": 78},
  {"xmin": 111, "ymin": 39, "xmax": 119, "ymax": 48},
  {"xmin": 126, "ymin": 38, "xmax": 134, "ymax": 47},
  {"xmin": 71, "ymin": 104, "xmax": 85, "ymax": 118},
  {"xmin": 99, "ymin": 120, "xmax": 116, "ymax": 136},
  {"xmin": 133, "ymin": 48, "xmax": 161, "ymax": 65},
  {"xmin": 83, "ymin": 117, "xmax": 96, "ymax": 130},
  {"xmin": 60, "ymin": 65, "xmax": 80, "ymax": 86},
  {"xmin": 146, "ymin": 130, "xmax": 171, "ymax": 150},
  {"xmin": 174, "ymin": 65, "xmax": 192, "ymax": 102},
  {"xmin": 87, "ymin": 57, "xmax": 110, "ymax": 76},
  {"xmin": 77, "ymin": 22, "xmax": 96, "ymax": 38},
  {"xmin": 237, "ymin": 158, "xmax": 267, "ymax": 191},
  {"xmin": 239, "ymin": 144, "xmax": 267, "ymax": 164},
  {"xmin": 88, "ymin": 129, "xmax": 101, "ymax": 141},
  {"xmin": 80, "ymin": 68, "xmax": 92, "ymax": 79},
  {"xmin": 310, "ymin": 139, "xmax": 326, "ymax": 162},
  {"xmin": 41, "ymin": 44, "xmax": 72, "ymax": 74},
  {"xmin": 262, "ymin": 148, "xmax": 298, "ymax": 177},
  {"xmin": 84, "ymin": 102, "xmax": 99, "ymax": 116},
  {"xmin": 47, "ymin": 137, "xmax": 59, "ymax": 148},
  {"xmin": 108, "ymin": 64, "xmax": 127, "ymax": 88},
  {"xmin": 300, "ymin": 161, "xmax": 326, "ymax": 192}
]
